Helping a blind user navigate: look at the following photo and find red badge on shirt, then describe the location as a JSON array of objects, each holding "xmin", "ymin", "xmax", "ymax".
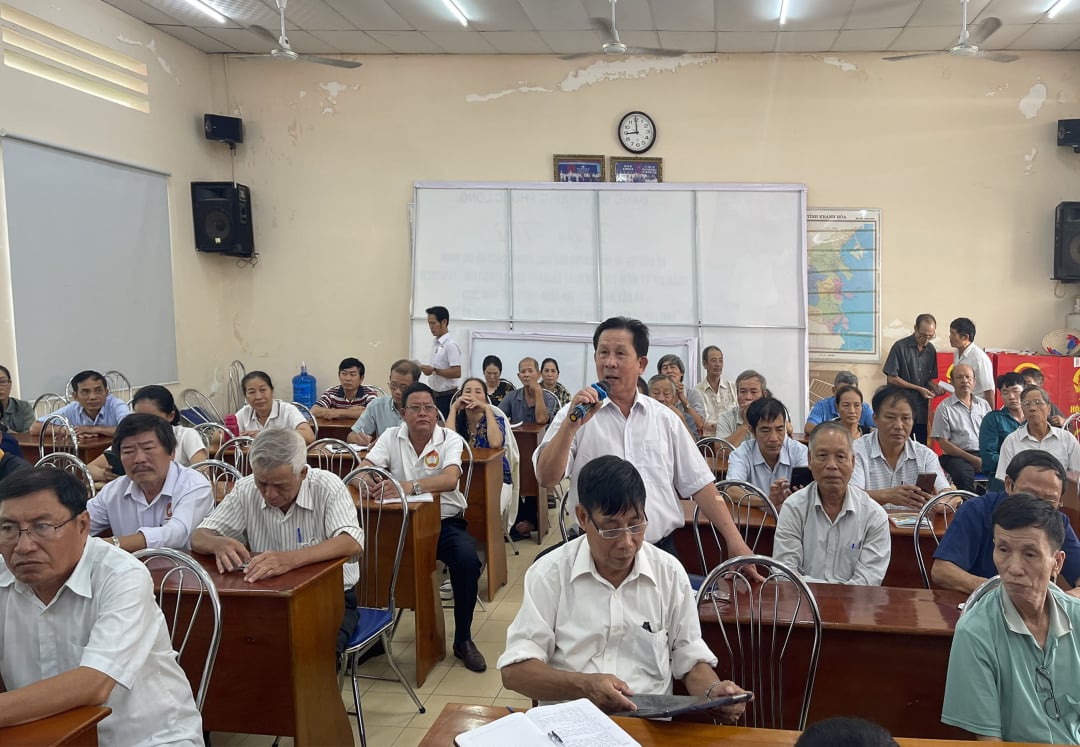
[
  {"xmin": 423, "ymin": 450, "xmax": 440, "ymax": 469},
  {"xmin": 165, "ymin": 500, "xmax": 173, "ymax": 519}
]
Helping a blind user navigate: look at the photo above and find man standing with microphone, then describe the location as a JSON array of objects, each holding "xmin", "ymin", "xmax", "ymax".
[{"xmin": 535, "ymin": 316, "xmax": 753, "ymax": 560}]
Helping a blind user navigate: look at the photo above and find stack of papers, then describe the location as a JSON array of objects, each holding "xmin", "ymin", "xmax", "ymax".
[
  {"xmin": 889, "ymin": 513, "xmax": 931, "ymax": 529},
  {"xmin": 455, "ymin": 699, "xmax": 640, "ymax": 747}
]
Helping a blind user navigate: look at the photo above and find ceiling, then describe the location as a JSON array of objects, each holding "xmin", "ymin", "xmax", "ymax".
[{"xmin": 99, "ymin": 0, "xmax": 1080, "ymax": 57}]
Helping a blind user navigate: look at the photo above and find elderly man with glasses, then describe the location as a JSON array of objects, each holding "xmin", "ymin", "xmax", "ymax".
[
  {"xmin": 499, "ymin": 456, "xmax": 749, "ymax": 718},
  {"xmin": 996, "ymin": 386, "xmax": 1080, "ymax": 485},
  {"xmin": 0, "ymin": 365, "xmax": 33, "ymax": 433},
  {"xmin": 348, "ymin": 359, "xmax": 420, "ymax": 448}
]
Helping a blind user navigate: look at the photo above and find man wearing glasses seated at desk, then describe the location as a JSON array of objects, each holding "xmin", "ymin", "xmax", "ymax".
[
  {"xmin": 498, "ymin": 456, "xmax": 749, "ymax": 718},
  {"xmin": 0, "ymin": 468, "xmax": 202, "ymax": 744},
  {"xmin": 348, "ymin": 359, "xmax": 420, "ymax": 448},
  {"xmin": 942, "ymin": 492, "xmax": 1080, "ymax": 744}
]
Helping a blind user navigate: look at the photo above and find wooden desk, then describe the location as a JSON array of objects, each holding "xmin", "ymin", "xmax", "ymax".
[
  {"xmin": 314, "ymin": 415, "xmax": 354, "ymax": 442},
  {"xmin": 152, "ymin": 554, "xmax": 353, "ymax": 745},
  {"xmin": 700, "ymin": 582, "xmax": 967, "ymax": 739},
  {"xmin": 418, "ymin": 703, "xmax": 1034, "ymax": 746},
  {"xmin": 462, "ymin": 446, "xmax": 508, "ymax": 602},
  {"xmin": 674, "ymin": 501, "xmax": 947, "ymax": 588},
  {"xmin": 349, "ymin": 487, "xmax": 446, "ymax": 686},
  {"xmin": 512, "ymin": 423, "xmax": 548, "ymax": 542},
  {"xmin": 15, "ymin": 431, "xmax": 111, "ymax": 465},
  {"xmin": 0, "ymin": 707, "xmax": 110, "ymax": 747}
]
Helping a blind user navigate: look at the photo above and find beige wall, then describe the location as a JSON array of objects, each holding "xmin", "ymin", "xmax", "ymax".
[{"xmin": 5, "ymin": 0, "xmax": 1080, "ymax": 407}]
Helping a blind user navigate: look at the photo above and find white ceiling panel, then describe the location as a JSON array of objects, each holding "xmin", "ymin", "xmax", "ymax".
[
  {"xmin": 198, "ymin": 25, "xmax": 278, "ymax": 49},
  {"xmin": 830, "ymin": 28, "xmax": 902, "ymax": 52},
  {"xmin": 382, "ymin": 0, "xmax": 478, "ymax": 31},
  {"xmin": 907, "ymin": 0, "xmax": 992, "ymax": 27},
  {"xmin": 888, "ymin": 25, "xmax": 965, "ymax": 50},
  {"xmin": 306, "ymin": 29, "xmax": 392, "ymax": 52},
  {"xmin": 1051, "ymin": 2, "xmax": 1080, "ymax": 22},
  {"xmin": 656, "ymin": 31, "xmax": 716, "ymax": 52},
  {"xmin": 366, "ymin": 29, "xmax": 445, "ymax": 51},
  {"xmin": 976, "ymin": 0, "xmax": 1058, "ymax": 25},
  {"xmin": 455, "ymin": 1, "xmax": 535, "ymax": 32},
  {"xmin": 323, "ymin": 0, "xmax": 411, "ymax": 30},
  {"xmin": 774, "ymin": 29, "xmax": 840, "ymax": 52},
  {"xmin": 616, "ymin": 30, "xmax": 662, "ymax": 48},
  {"xmin": 715, "ymin": 0, "xmax": 782, "ymax": 32},
  {"xmin": 845, "ymin": 0, "xmax": 918, "ymax": 29},
  {"xmin": 981, "ymin": 23, "xmax": 1033, "ymax": 49},
  {"xmin": 582, "ymin": 0, "xmax": 652, "ymax": 31},
  {"xmin": 155, "ymin": 24, "xmax": 241, "ymax": 51},
  {"xmin": 539, "ymin": 30, "xmax": 605, "ymax": 54},
  {"xmin": 260, "ymin": 0, "xmax": 353, "ymax": 30},
  {"xmin": 273, "ymin": 28, "xmax": 343, "ymax": 52},
  {"xmin": 104, "ymin": 0, "xmax": 183, "ymax": 25},
  {"xmin": 650, "ymin": 0, "xmax": 714, "ymax": 31},
  {"xmin": 480, "ymin": 31, "xmax": 552, "ymax": 54},
  {"xmin": 781, "ymin": 0, "xmax": 855, "ymax": 32},
  {"xmin": 1010, "ymin": 23, "xmax": 1080, "ymax": 49},
  {"xmin": 422, "ymin": 30, "xmax": 499, "ymax": 53},
  {"xmin": 716, "ymin": 30, "xmax": 778, "ymax": 52},
  {"xmin": 517, "ymin": 0, "xmax": 592, "ymax": 31}
]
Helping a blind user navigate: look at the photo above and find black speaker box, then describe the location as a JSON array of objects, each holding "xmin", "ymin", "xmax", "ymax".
[
  {"xmin": 1054, "ymin": 202, "xmax": 1080, "ymax": 281},
  {"xmin": 190, "ymin": 182, "xmax": 254, "ymax": 257},
  {"xmin": 204, "ymin": 113, "xmax": 243, "ymax": 145},
  {"xmin": 1059, "ymin": 119, "xmax": 1080, "ymax": 149}
]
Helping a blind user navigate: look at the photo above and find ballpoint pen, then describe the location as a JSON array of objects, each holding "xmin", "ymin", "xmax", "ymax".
[{"xmin": 547, "ymin": 731, "xmax": 564, "ymax": 745}]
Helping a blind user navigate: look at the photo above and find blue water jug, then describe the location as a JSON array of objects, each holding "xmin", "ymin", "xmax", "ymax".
[{"xmin": 292, "ymin": 363, "xmax": 317, "ymax": 408}]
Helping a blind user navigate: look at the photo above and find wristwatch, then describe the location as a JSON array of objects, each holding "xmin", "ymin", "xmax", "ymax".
[
  {"xmin": 111, "ymin": 536, "xmax": 121, "ymax": 547},
  {"xmin": 412, "ymin": 480, "xmax": 422, "ymax": 496}
]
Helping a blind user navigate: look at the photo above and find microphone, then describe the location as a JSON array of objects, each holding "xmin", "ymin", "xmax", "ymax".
[{"xmin": 568, "ymin": 381, "xmax": 610, "ymax": 423}]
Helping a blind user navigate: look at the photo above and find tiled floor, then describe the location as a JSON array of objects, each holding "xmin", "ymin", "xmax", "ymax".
[{"xmin": 211, "ymin": 527, "xmax": 559, "ymax": 746}]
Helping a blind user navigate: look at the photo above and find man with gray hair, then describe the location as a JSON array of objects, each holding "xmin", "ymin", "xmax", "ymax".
[
  {"xmin": 804, "ymin": 371, "xmax": 875, "ymax": 435},
  {"xmin": 190, "ymin": 428, "xmax": 363, "ymax": 654},
  {"xmin": 716, "ymin": 370, "xmax": 768, "ymax": 447}
]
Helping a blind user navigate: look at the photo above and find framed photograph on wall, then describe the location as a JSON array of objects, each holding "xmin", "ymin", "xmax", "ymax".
[
  {"xmin": 553, "ymin": 154, "xmax": 605, "ymax": 183},
  {"xmin": 609, "ymin": 156, "xmax": 663, "ymax": 183}
]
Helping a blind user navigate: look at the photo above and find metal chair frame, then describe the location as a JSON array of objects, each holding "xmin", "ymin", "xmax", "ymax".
[
  {"xmin": 697, "ymin": 554, "xmax": 822, "ymax": 730},
  {"xmin": 306, "ymin": 438, "xmax": 361, "ymax": 474},
  {"xmin": 340, "ymin": 466, "xmax": 424, "ymax": 746},
  {"xmin": 960, "ymin": 575, "xmax": 1001, "ymax": 617},
  {"xmin": 695, "ymin": 480, "xmax": 779, "ymax": 574},
  {"xmin": 35, "ymin": 452, "xmax": 96, "ymax": 498},
  {"xmin": 914, "ymin": 489, "xmax": 976, "ymax": 588},
  {"xmin": 291, "ymin": 401, "xmax": 319, "ymax": 438},
  {"xmin": 181, "ymin": 388, "xmax": 224, "ymax": 425},
  {"xmin": 190, "ymin": 459, "xmax": 243, "ymax": 499},
  {"xmin": 102, "ymin": 370, "xmax": 132, "ymax": 403},
  {"xmin": 226, "ymin": 360, "xmax": 246, "ymax": 416},
  {"xmin": 215, "ymin": 435, "xmax": 254, "ymax": 476},
  {"xmin": 32, "ymin": 392, "xmax": 68, "ymax": 418},
  {"xmin": 697, "ymin": 436, "xmax": 737, "ymax": 481},
  {"xmin": 193, "ymin": 422, "xmax": 232, "ymax": 452},
  {"xmin": 133, "ymin": 548, "xmax": 222, "ymax": 712},
  {"xmin": 37, "ymin": 414, "xmax": 78, "ymax": 461}
]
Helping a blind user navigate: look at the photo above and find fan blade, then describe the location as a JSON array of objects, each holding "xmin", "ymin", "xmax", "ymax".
[
  {"xmin": 250, "ymin": 25, "xmax": 281, "ymax": 46},
  {"xmin": 625, "ymin": 46, "xmax": 685, "ymax": 57},
  {"xmin": 969, "ymin": 16, "xmax": 1002, "ymax": 46},
  {"xmin": 590, "ymin": 15, "xmax": 616, "ymax": 43},
  {"xmin": 883, "ymin": 51, "xmax": 947, "ymax": 61},
  {"xmin": 559, "ymin": 51, "xmax": 599, "ymax": 60},
  {"xmin": 297, "ymin": 54, "xmax": 362, "ymax": 69},
  {"xmin": 977, "ymin": 50, "xmax": 1019, "ymax": 63}
]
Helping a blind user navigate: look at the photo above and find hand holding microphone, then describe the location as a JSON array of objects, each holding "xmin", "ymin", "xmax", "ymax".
[{"xmin": 568, "ymin": 381, "xmax": 610, "ymax": 423}]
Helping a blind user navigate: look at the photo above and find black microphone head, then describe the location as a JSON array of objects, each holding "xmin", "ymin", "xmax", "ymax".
[{"xmin": 595, "ymin": 380, "xmax": 610, "ymax": 393}]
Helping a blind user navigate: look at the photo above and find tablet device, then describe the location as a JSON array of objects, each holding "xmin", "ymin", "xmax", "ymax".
[
  {"xmin": 790, "ymin": 466, "xmax": 813, "ymax": 490},
  {"xmin": 611, "ymin": 692, "xmax": 752, "ymax": 718},
  {"xmin": 915, "ymin": 473, "xmax": 937, "ymax": 494},
  {"xmin": 104, "ymin": 448, "xmax": 126, "ymax": 477}
]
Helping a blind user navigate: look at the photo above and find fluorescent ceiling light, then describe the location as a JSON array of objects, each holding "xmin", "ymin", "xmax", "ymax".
[
  {"xmin": 779, "ymin": 0, "xmax": 789, "ymax": 25},
  {"xmin": 440, "ymin": 0, "xmax": 469, "ymax": 26},
  {"xmin": 1048, "ymin": 0, "xmax": 1073, "ymax": 18},
  {"xmin": 180, "ymin": 0, "xmax": 227, "ymax": 24}
]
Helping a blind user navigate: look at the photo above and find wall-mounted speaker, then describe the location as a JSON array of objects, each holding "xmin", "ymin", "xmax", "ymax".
[
  {"xmin": 1054, "ymin": 202, "xmax": 1080, "ymax": 281},
  {"xmin": 204, "ymin": 114, "xmax": 243, "ymax": 145},
  {"xmin": 190, "ymin": 182, "xmax": 254, "ymax": 257}
]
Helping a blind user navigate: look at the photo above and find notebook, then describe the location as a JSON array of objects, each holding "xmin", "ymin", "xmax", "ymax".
[{"xmin": 454, "ymin": 699, "xmax": 640, "ymax": 747}]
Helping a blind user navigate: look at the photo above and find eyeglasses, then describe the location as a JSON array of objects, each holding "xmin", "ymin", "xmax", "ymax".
[
  {"xmin": 1035, "ymin": 666, "xmax": 1061, "ymax": 720},
  {"xmin": 0, "ymin": 379, "xmax": 10, "ymax": 386},
  {"xmin": 386, "ymin": 381, "xmax": 409, "ymax": 392},
  {"xmin": 0, "ymin": 515, "xmax": 78, "ymax": 544},
  {"xmin": 404, "ymin": 404, "xmax": 438, "ymax": 414},
  {"xmin": 1022, "ymin": 400, "xmax": 1049, "ymax": 408},
  {"xmin": 587, "ymin": 513, "xmax": 648, "ymax": 540}
]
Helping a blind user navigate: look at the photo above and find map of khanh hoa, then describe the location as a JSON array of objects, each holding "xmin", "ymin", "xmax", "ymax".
[{"xmin": 808, "ymin": 209, "xmax": 881, "ymax": 358}]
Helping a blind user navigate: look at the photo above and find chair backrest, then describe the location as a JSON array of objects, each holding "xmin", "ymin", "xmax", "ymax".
[
  {"xmin": 808, "ymin": 378, "xmax": 834, "ymax": 405},
  {"xmin": 215, "ymin": 435, "xmax": 254, "ymax": 475},
  {"xmin": 181, "ymin": 389, "xmax": 223, "ymax": 425},
  {"xmin": 697, "ymin": 436, "xmax": 736, "ymax": 481},
  {"xmin": 35, "ymin": 452, "xmax": 96, "ymax": 498},
  {"xmin": 459, "ymin": 436, "xmax": 475, "ymax": 499},
  {"xmin": 290, "ymin": 401, "xmax": 318, "ymax": 438},
  {"xmin": 32, "ymin": 392, "xmax": 67, "ymax": 418},
  {"xmin": 190, "ymin": 459, "xmax": 242, "ymax": 503},
  {"xmin": 307, "ymin": 438, "xmax": 361, "ymax": 475},
  {"xmin": 37, "ymin": 414, "xmax": 78, "ymax": 460},
  {"xmin": 343, "ymin": 466, "xmax": 411, "ymax": 615},
  {"xmin": 226, "ymin": 360, "xmax": 246, "ymax": 416},
  {"xmin": 720, "ymin": 478, "xmax": 778, "ymax": 542},
  {"xmin": 193, "ymin": 422, "xmax": 231, "ymax": 452},
  {"xmin": 915, "ymin": 489, "xmax": 976, "ymax": 589},
  {"xmin": 960, "ymin": 575, "xmax": 1001, "ymax": 617},
  {"xmin": 1062, "ymin": 412, "xmax": 1080, "ymax": 439},
  {"xmin": 368, "ymin": 385, "xmax": 388, "ymax": 398},
  {"xmin": 697, "ymin": 554, "xmax": 822, "ymax": 731},
  {"xmin": 539, "ymin": 388, "xmax": 560, "ymax": 413},
  {"xmin": 133, "ymin": 548, "xmax": 222, "ymax": 712},
  {"xmin": 102, "ymin": 370, "xmax": 132, "ymax": 403}
]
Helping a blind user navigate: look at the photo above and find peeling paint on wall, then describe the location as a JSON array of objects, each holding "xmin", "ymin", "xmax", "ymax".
[
  {"xmin": 985, "ymin": 83, "xmax": 1008, "ymax": 97},
  {"xmin": 1024, "ymin": 147, "xmax": 1038, "ymax": 176},
  {"xmin": 319, "ymin": 81, "xmax": 348, "ymax": 116},
  {"xmin": 116, "ymin": 34, "xmax": 179, "ymax": 85},
  {"xmin": 559, "ymin": 54, "xmax": 718, "ymax": 93},
  {"xmin": 1019, "ymin": 82, "xmax": 1047, "ymax": 119},
  {"xmin": 466, "ymin": 84, "xmax": 551, "ymax": 103},
  {"xmin": 822, "ymin": 56, "xmax": 857, "ymax": 72}
]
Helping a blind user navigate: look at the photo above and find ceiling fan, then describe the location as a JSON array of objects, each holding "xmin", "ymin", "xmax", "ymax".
[
  {"xmin": 561, "ymin": 0, "xmax": 685, "ymax": 60},
  {"xmin": 884, "ymin": 0, "xmax": 1018, "ymax": 63},
  {"xmin": 236, "ymin": 0, "xmax": 361, "ymax": 69}
]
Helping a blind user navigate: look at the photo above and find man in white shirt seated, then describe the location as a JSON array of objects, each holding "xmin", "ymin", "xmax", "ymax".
[
  {"xmin": 852, "ymin": 385, "xmax": 950, "ymax": 511},
  {"xmin": 996, "ymin": 385, "xmax": 1080, "ymax": 484},
  {"xmin": 0, "ymin": 468, "xmax": 203, "ymax": 744},
  {"xmin": 87, "ymin": 413, "xmax": 214, "ymax": 551},
  {"xmin": 190, "ymin": 428, "xmax": 364, "ymax": 654},
  {"xmin": 727, "ymin": 397, "xmax": 808, "ymax": 507},
  {"xmin": 773, "ymin": 422, "xmax": 891, "ymax": 585},
  {"xmin": 714, "ymin": 369, "xmax": 768, "ymax": 447},
  {"xmin": 498, "ymin": 455, "xmax": 749, "ymax": 718},
  {"xmin": 930, "ymin": 363, "xmax": 991, "ymax": 493}
]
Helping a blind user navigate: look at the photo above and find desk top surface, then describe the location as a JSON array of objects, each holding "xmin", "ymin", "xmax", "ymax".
[
  {"xmin": 0, "ymin": 706, "xmax": 111, "ymax": 746},
  {"xmin": 419, "ymin": 703, "xmax": 1041, "ymax": 746},
  {"xmin": 151, "ymin": 552, "xmax": 345, "ymax": 597}
]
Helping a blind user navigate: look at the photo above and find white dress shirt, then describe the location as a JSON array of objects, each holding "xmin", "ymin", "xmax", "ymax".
[
  {"xmin": 714, "ymin": 405, "xmax": 744, "ymax": 441},
  {"xmin": 365, "ymin": 424, "xmax": 468, "ymax": 518},
  {"xmin": 931, "ymin": 394, "xmax": 992, "ymax": 453},
  {"xmin": 87, "ymin": 461, "xmax": 214, "ymax": 550},
  {"xmin": 956, "ymin": 343, "xmax": 995, "ymax": 396},
  {"xmin": 695, "ymin": 378, "xmax": 737, "ymax": 425},
  {"xmin": 995, "ymin": 424, "xmax": 1080, "ymax": 480},
  {"xmin": 427, "ymin": 332, "xmax": 462, "ymax": 393},
  {"xmin": 234, "ymin": 399, "xmax": 307, "ymax": 433},
  {"xmin": 772, "ymin": 483, "xmax": 891, "ymax": 585},
  {"xmin": 726, "ymin": 436, "xmax": 808, "ymax": 494},
  {"xmin": 197, "ymin": 468, "xmax": 363, "ymax": 587},
  {"xmin": 173, "ymin": 425, "xmax": 206, "ymax": 467},
  {"xmin": 496, "ymin": 538, "xmax": 717, "ymax": 700},
  {"xmin": 0, "ymin": 538, "xmax": 203, "ymax": 746},
  {"xmin": 851, "ymin": 432, "xmax": 950, "ymax": 509}
]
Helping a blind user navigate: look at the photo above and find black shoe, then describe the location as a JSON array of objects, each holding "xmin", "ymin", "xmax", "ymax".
[
  {"xmin": 354, "ymin": 640, "xmax": 385, "ymax": 665},
  {"xmin": 453, "ymin": 640, "xmax": 487, "ymax": 672}
]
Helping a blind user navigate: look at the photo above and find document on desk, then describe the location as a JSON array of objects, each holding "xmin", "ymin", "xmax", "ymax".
[
  {"xmin": 377, "ymin": 492, "xmax": 435, "ymax": 504},
  {"xmin": 454, "ymin": 699, "xmax": 640, "ymax": 747}
]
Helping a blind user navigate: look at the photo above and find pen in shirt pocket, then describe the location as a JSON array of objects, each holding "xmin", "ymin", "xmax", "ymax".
[{"xmin": 850, "ymin": 542, "xmax": 862, "ymax": 550}]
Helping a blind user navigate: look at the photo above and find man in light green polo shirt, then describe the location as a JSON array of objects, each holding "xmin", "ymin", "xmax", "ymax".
[{"xmin": 942, "ymin": 492, "xmax": 1080, "ymax": 744}]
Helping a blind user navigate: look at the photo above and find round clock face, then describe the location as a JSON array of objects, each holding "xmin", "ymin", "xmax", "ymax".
[{"xmin": 618, "ymin": 111, "xmax": 656, "ymax": 154}]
